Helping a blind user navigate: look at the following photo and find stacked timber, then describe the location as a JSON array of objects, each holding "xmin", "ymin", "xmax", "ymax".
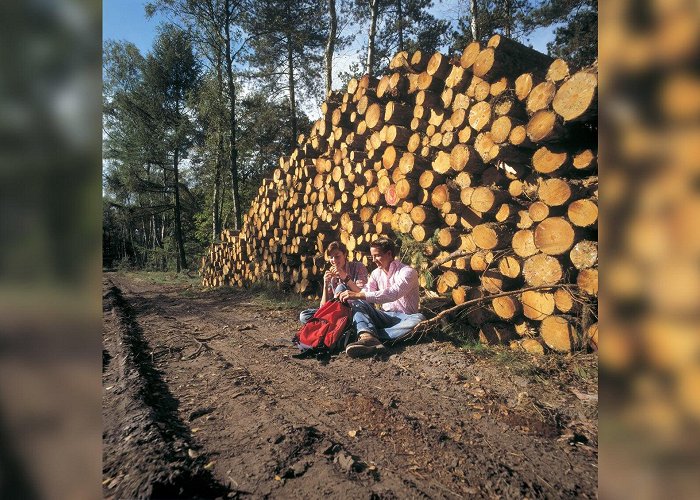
[{"xmin": 200, "ymin": 34, "xmax": 598, "ymax": 353}]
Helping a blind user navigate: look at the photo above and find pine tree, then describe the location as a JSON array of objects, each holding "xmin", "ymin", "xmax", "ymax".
[
  {"xmin": 525, "ymin": 0, "xmax": 597, "ymax": 69},
  {"xmin": 147, "ymin": 0, "xmax": 247, "ymax": 232},
  {"xmin": 449, "ymin": 0, "xmax": 536, "ymax": 57},
  {"xmin": 103, "ymin": 27, "xmax": 201, "ymax": 272},
  {"xmin": 244, "ymin": 0, "xmax": 326, "ymax": 147},
  {"xmin": 351, "ymin": 0, "xmax": 449, "ymax": 77}
]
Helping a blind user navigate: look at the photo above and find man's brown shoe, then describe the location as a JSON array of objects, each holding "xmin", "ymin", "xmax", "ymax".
[{"xmin": 346, "ymin": 332, "xmax": 384, "ymax": 358}]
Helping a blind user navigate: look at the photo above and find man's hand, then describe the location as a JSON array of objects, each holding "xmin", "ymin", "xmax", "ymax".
[{"xmin": 338, "ymin": 290, "xmax": 362, "ymax": 303}]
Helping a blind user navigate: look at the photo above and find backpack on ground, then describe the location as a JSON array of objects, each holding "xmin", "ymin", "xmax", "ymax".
[{"xmin": 292, "ymin": 298, "xmax": 353, "ymax": 358}]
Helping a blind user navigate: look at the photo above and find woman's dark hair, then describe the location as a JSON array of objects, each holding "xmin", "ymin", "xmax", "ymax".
[
  {"xmin": 325, "ymin": 240, "xmax": 348, "ymax": 257},
  {"xmin": 369, "ymin": 236, "xmax": 397, "ymax": 258}
]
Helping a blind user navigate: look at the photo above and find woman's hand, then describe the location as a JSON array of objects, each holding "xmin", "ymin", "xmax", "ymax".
[{"xmin": 323, "ymin": 269, "xmax": 334, "ymax": 284}]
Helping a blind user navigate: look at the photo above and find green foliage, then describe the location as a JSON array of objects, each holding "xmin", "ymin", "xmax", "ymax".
[
  {"xmin": 460, "ymin": 337, "xmax": 487, "ymax": 352},
  {"xmin": 349, "ymin": 0, "xmax": 450, "ymax": 76},
  {"xmin": 244, "ymin": 0, "xmax": 327, "ymax": 142},
  {"xmin": 394, "ymin": 231, "xmax": 438, "ymax": 290},
  {"xmin": 103, "ymin": 27, "xmax": 202, "ymax": 271},
  {"xmin": 524, "ymin": 0, "xmax": 597, "ymax": 68},
  {"xmin": 441, "ymin": 320, "xmax": 483, "ymax": 351},
  {"xmin": 449, "ymin": 0, "xmax": 536, "ymax": 54},
  {"xmin": 237, "ymin": 91, "xmax": 303, "ymax": 185},
  {"xmin": 377, "ymin": 0, "xmax": 450, "ymax": 66}
]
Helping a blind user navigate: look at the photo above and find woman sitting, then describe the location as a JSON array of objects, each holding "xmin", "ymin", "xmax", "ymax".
[{"xmin": 299, "ymin": 241, "xmax": 368, "ymax": 324}]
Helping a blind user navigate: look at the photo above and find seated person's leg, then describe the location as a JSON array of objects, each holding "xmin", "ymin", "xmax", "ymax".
[
  {"xmin": 299, "ymin": 308, "xmax": 317, "ymax": 325},
  {"xmin": 350, "ymin": 300, "xmax": 401, "ymax": 336},
  {"xmin": 380, "ymin": 312, "xmax": 426, "ymax": 340}
]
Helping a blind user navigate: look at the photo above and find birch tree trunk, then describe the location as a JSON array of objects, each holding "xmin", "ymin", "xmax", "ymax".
[
  {"xmin": 397, "ymin": 0, "xmax": 403, "ymax": 52},
  {"xmin": 367, "ymin": 0, "xmax": 379, "ymax": 77},
  {"xmin": 470, "ymin": 0, "xmax": 478, "ymax": 41},
  {"xmin": 287, "ymin": 34, "xmax": 298, "ymax": 145},
  {"xmin": 325, "ymin": 0, "xmax": 337, "ymax": 95}
]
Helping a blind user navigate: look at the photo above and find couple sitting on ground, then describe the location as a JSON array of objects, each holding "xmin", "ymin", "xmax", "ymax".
[{"xmin": 299, "ymin": 237, "xmax": 425, "ymax": 358}]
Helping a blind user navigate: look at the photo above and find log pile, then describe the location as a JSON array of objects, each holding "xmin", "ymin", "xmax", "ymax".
[{"xmin": 200, "ymin": 34, "xmax": 598, "ymax": 354}]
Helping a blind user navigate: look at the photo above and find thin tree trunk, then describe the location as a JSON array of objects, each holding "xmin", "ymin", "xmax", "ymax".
[
  {"xmin": 397, "ymin": 0, "xmax": 403, "ymax": 52},
  {"xmin": 213, "ymin": 54, "xmax": 224, "ymax": 241},
  {"xmin": 505, "ymin": 0, "xmax": 512, "ymax": 37},
  {"xmin": 152, "ymin": 214, "xmax": 162, "ymax": 248},
  {"xmin": 225, "ymin": 0, "xmax": 242, "ymax": 230},
  {"xmin": 142, "ymin": 217, "xmax": 148, "ymax": 266},
  {"xmin": 470, "ymin": 0, "xmax": 478, "ymax": 41},
  {"xmin": 287, "ymin": 35, "xmax": 298, "ymax": 146},
  {"xmin": 213, "ymin": 149, "xmax": 222, "ymax": 241},
  {"xmin": 325, "ymin": 0, "xmax": 337, "ymax": 95},
  {"xmin": 161, "ymin": 212, "xmax": 167, "ymax": 270},
  {"xmin": 367, "ymin": 0, "xmax": 379, "ymax": 77},
  {"xmin": 172, "ymin": 146, "xmax": 187, "ymax": 272}
]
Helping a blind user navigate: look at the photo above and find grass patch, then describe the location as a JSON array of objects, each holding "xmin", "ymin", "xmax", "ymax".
[
  {"xmin": 112, "ymin": 271, "xmax": 317, "ymax": 310},
  {"xmin": 436, "ymin": 319, "xmax": 490, "ymax": 354},
  {"xmin": 570, "ymin": 355, "xmax": 597, "ymax": 383},
  {"xmin": 119, "ymin": 270, "xmax": 202, "ymax": 287},
  {"xmin": 459, "ymin": 338, "xmax": 487, "ymax": 352},
  {"xmin": 493, "ymin": 348, "xmax": 526, "ymax": 366},
  {"xmin": 246, "ymin": 280, "xmax": 316, "ymax": 310}
]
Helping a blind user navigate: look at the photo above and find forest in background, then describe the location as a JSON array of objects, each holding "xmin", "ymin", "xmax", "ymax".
[{"xmin": 102, "ymin": 0, "xmax": 597, "ymax": 272}]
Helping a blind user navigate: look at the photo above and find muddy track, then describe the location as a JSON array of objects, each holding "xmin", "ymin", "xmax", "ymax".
[
  {"xmin": 103, "ymin": 273, "xmax": 598, "ymax": 498},
  {"xmin": 103, "ymin": 284, "xmax": 230, "ymax": 499}
]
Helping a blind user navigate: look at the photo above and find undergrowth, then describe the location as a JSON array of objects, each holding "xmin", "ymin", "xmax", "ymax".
[
  {"xmin": 395, "ymin": 232, "xmax": 438, "ymax": 290},
  {"xmin": 122, "ymin": 270, "xmax": 201, "ymax": 287},
  {"xmin": 246, "ymin": 280, "xmax": 315, "ymax": 310}
]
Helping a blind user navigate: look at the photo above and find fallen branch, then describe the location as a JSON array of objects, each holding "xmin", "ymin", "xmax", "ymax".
[{"xmin": 411, "ymin": 284, "xmax": 576, "ymax": 336}]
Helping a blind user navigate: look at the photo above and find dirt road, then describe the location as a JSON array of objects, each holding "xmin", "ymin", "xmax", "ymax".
[{"xmin": 103, "ymin": 272, "xmax": 597, "ymax": 499}]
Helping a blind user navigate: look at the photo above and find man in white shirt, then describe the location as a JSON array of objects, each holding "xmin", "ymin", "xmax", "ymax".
[{"xmin": 338, "ymin": 237, "xmax": 425, "ymax": 358}]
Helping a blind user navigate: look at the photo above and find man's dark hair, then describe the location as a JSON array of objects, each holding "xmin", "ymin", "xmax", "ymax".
[
  {"xmin": 370, "ymin": 236, "xmax": 397, "ymax": 258},
  {"xmin": 325, "ymin": 240, "xmax": 348, "ymax": 258}
]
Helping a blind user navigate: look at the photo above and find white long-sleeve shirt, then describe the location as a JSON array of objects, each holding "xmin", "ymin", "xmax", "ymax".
[{"xmin": 362, "ymin": 260, "xmax": 420, "ymax": 314}]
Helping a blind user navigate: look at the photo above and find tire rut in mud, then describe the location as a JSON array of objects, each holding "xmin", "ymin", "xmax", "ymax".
[{"xmin": 102, "ymin": 282, "xmax": 232, "ymax": 499}]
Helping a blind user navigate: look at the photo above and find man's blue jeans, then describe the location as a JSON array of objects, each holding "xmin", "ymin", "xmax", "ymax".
[{"xmin": 350, "ymin": 299, "xmax": 425, "ymax": 341}]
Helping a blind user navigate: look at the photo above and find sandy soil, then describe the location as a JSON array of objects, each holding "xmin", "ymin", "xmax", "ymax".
[{"xmin": 103, "ymin": 272, "xmax": 597, "ymax": 499}]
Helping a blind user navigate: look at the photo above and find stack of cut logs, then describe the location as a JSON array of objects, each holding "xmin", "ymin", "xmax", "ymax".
[{"xmin": 201, "ymin": 34, "xmax": 598, "ymax": 354}]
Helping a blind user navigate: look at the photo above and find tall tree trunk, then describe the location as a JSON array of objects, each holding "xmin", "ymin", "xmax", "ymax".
[
  {"xmin": 287, "ymin": 35, "xmax": 298, "ymax": 146},
  {"xmin": 172, "ymin": 146, "xmax": 187, "ymax": 272},
  {"xmin": 397, "ymin": 0, "xmax": 403, "ymax": 52},
  {"xmin": 161, "ymin": 212, "xmax": 167, "ymax": 270},
  {"xmin": 225, "ymin": 0, "xmax": 242, "ymax": 230},
  {"xmin": 213, "ymin": 53, "xmax": 224, "ymax": 241},
  {"xmin": 367, "ymin": 0, "xmax": 379, "ymax": 77},
  {"xmin": 325, "ymin": 0, "xmax": 337, "ymax": 95},
  {"xmin": 470, "ymin": 0, "xmax": 478, "ymax": 41},
  {"xmin": 505, "ymin": 0, "xmax": 512, "ymax": 37},
  {"xmin": 142, "ymin": 217, "xmax": 148, "ymax": 266},
  {"xmin": 152, "ymin": 214, "xmax": 161, "ymax": 248},
  {"xmin": 212, "ymin": 148, "xmax": 222, "ymax": 241}
]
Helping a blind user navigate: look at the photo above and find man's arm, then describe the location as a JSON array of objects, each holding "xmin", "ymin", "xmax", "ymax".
[
  {"xmin": 338, "ymin": 267, "xmax": 377, "ymax": 303},
  {"xmin": 363, "ymin": 266, "xmax": 418, "ymax": 304},
  {"xmin": 338, "ymin": 266, "xmax": 419, "ymax": 304}
]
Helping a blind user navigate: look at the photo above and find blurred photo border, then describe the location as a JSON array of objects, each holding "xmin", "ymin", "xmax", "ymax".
[{"xmin": 0, "ymin": 0, "xmax": 699, "ymax": 497}]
